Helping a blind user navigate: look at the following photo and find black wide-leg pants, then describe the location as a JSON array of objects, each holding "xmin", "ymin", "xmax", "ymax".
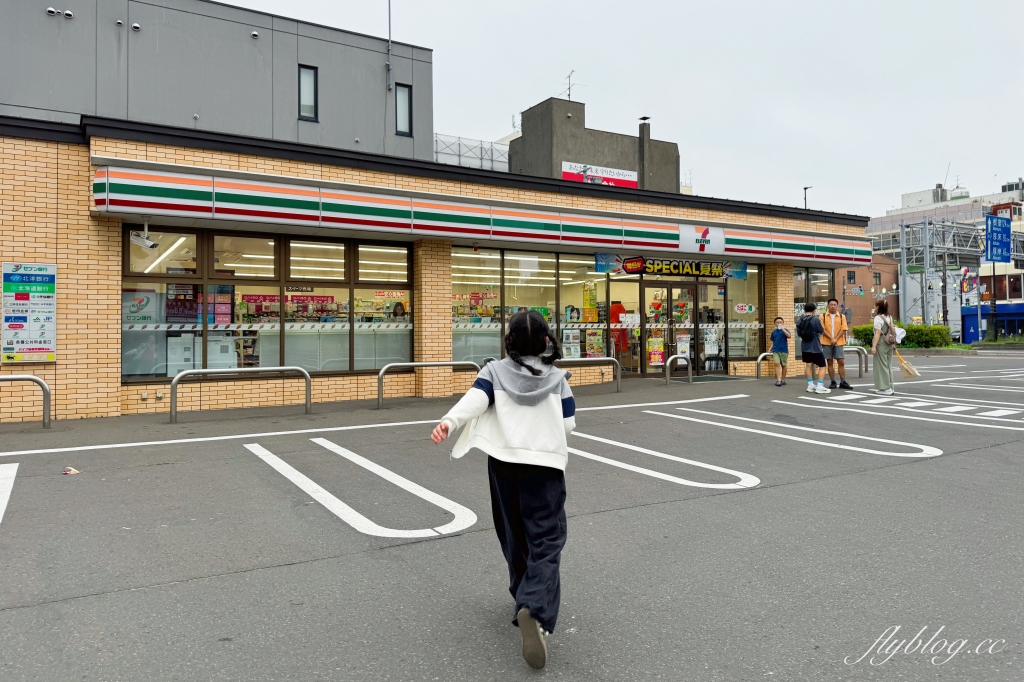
[{"xmin": 487, "ymin": 456, "xmax": 567, "ymax": 634}]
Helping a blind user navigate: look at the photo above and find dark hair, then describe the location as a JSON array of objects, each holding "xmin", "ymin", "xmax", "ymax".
[
  {"xmin": 505, "ymin": 310, "xmax": 561, "ymax": 375},
  {"xmin": 827, "ymin": 298, "xmax": 839, "ymax": 305},
  {"xmin": 803, "ymin": 302, "xmax": 816, "ymax": 313},
  {"xmin": 392, "ymin": 302, "xmax": 405, "ymax": 317},
  {"xmin": 875, "ymin": 300, "xmax": 889, "ymax": 316},
  {"xmin": 774, "ymin": 316, "xmax": 784, "ymax": 323}
]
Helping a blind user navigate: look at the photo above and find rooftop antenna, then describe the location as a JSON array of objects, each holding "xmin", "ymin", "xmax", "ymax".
[
  {"xmin": 565, "ymin": 70, "xmax": 575, "ymax": 100},
  {"xmin": 942, "ymin": 160, "xmax": 950, "ymax": 189},
  {"xmin": 386, "ymin": 0, "xmax": 393, "ymax": 91}
]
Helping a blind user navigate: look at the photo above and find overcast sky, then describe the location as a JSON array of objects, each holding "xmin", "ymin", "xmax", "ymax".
[{"xmin": 233, "ymin": 0, "xmax": 1023, "ymax": 218}]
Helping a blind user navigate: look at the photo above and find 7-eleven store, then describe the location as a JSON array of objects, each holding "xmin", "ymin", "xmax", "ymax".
[{"xmin": 0, "ymin": 119, "xmax": 870, "ymax": 422}]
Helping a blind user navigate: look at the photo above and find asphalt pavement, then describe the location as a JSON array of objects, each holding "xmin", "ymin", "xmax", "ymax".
[{"xmin": 0, "ymin": 357, "xmax": 1022, "ymax": 681}]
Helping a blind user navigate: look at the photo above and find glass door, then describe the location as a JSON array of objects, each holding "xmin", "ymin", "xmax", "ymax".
[
  {"xmin": 643, "ymin": 283, "xmax": 701, "ymax": 377},
  {"xmin": 642, "ymin": 285, "xmax": 669, "ymax": 375},
  {"xmin": 670, "ymin": 285, "xmax": 697, "ymax": 377}
]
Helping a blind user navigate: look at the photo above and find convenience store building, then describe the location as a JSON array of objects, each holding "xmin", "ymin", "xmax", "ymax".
[{"xmin": 0, "ymin": 1, "xmax": 871, "ymax": 423}]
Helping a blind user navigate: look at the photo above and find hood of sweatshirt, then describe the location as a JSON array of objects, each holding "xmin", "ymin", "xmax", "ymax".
[{"xmin": 486, "ymin": 356, "xmax": 570, "ymax": 407}]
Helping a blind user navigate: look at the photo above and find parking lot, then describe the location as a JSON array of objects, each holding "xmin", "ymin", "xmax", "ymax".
[{"xmin": 1, "ymin": 356, "xmax": 1022, "ymax": 681}]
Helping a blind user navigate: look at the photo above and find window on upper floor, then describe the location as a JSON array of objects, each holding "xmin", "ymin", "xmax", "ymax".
[
  {"xmin": 873, "ymin": 272, "xmax": 882, "ymax": 286},
  {"xmin": 396, "ymin": 84, "xmax": 412, "ymax": 136},
  {"xmin": 846, "ymin": 270, "xmax": 856, "ymax": 284},
  {"xmin": 299, "ymin": 66, "xmax": 318, "ymax": 121}
]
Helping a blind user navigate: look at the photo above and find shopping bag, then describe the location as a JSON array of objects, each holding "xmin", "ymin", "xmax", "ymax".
[{"xmin": 894, "ymin": 348, "xmax": 920, "ymax": 378}]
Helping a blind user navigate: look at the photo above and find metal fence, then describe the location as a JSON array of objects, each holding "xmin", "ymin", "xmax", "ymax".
[{"xmin": 434, "ymin": 134, "xmax": 509, "ymax": 172}]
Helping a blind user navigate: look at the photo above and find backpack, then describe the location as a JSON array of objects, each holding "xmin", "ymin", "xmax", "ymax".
[
  {"xmin": 881, "ymin": 317, "xmax": 898, "ymax": 345},
  {"xmin": 796, "ymin": 316, "xmax": 816, "ymax": 343}
]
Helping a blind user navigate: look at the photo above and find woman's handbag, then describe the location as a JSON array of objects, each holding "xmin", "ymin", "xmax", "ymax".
[
  {"xmin": 894, "ymin": 347, "xmax": 920, "ymax": 378},
  {"xmin": 882, "ymin": 316, "xmax": 901, "ymax": 345}
]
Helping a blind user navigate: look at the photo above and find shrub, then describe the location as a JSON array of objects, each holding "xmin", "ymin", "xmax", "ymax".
[
  {"xmin": 850, "ymin": 323, "xmax": 952, "ymax": 348},
  {"xmin": 851, "ymin": 325, "xmax": 874, "ymax": 345}
]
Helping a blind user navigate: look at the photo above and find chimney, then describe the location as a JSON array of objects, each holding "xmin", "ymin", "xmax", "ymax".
[{"xmin": 638, "ymin": 121, "xmax": 651, "ymax": 190}]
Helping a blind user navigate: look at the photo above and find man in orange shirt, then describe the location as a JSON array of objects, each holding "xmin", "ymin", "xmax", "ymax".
[{"xmin": 820, "ymin": 298, "xmax": 852, "ymax": 390}]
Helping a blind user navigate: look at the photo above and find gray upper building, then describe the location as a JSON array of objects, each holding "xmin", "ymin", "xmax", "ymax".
[
  {"xmin": 509, "ymin": 98, "xmax": 681, "ymax": 193},
  {"xmin": 0, "ymin": 0, "xmax": 433, "ymax": 160}
]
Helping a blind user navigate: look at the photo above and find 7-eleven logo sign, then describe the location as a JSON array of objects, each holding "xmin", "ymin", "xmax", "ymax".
[{"xmin": 694, "ymin": 226, "xmax": 711, "ymax": 252}]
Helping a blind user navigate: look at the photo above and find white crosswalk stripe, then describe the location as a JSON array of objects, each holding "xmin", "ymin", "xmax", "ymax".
[
  {"xmin": 976, "ymin": 409, "xmax": 1022, "ymax": 417},
  {"xmin": 934, "ymin": 405, "xmax": 977, "ymax": 413}
]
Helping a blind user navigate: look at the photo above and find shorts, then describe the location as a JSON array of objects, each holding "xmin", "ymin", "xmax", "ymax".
[
  {"xmin": 822, "ymin": 345, "xmax": 845, "ymax": 360},
  {"xmin": 772, "ymin": 352, "xmax": 788, "ymax": 366},
  {"xmin": 803, "ymin": 351, "xmax": 826, "ymax": 368}
]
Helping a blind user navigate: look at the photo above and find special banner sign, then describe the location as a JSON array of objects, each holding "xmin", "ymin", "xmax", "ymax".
[
  {"xmin": 2, "ymin": 262, "xmax": 57, "ymax": 363},
  {"xmin": 595, "ymin": 254, "xmax": 747, "ymax": 279}
]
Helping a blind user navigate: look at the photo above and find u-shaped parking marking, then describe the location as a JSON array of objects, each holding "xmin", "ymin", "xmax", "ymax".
[
  {"xmin": 569, "ymin": 432, "xmax": 761, "ymax": 489},
  {"xmin": 245, "ymin": 439, "xmax": 477, "ymax": 538},
  {"xmin": 647, "ymin": 408, "xmax": 942, "ymax": 458},
  {"xmin": 0, "ymin": 463, "xmax": 18, "ymax": 528}
]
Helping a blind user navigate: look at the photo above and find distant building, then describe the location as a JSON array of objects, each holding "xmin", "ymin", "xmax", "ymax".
[
  {"xmin": 509, "ymin": 98, "xmax": 681, "ymax": 193},
  {"xmin": 839, "ymin": 255, "xmax": 900, "ymax": 328}
]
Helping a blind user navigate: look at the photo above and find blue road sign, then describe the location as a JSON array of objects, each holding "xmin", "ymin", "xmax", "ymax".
[{"xmin": 985, "ymin": 214, "xmax": 1012, "ymax": 263}]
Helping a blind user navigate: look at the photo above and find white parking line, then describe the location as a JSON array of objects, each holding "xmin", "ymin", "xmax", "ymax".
[
  {"xmin": 576, "ymin": 394, "xmax": 748, "ymax": 412},
  {"xmin": 860, "ymin": 390, "xmax": 1024, "ymax": 408},
  {"xmin": 0, "ymin": 463, "xmax": 18, "ymax": 527},
  {"xmin": 804, "ymin": 396, "xmax": 1024, "ymax": 424},
  {"xmin": 0, "ymin": 420, "xmax": 439, "ymax": 458},
  {"xmin": 244, "ymin": 440, "xmax": 477, "ymax": 539},
  {"xmin": 898, "ymin": 401, "xmax": 938, "ymax": 408},
  {"xmin": 570, "ymin": 432, "xmax": 760, "ymax": 489},
  {"xmin": 859, "ymin": 397, "xmax": 901, "ymax": 404},
  {"xmin": 647, "ymin": 409, "xmax": 942, "ymax": 458},
  {"xmin": 850, "ymin": 372, "xmax": 1024, "ymax": 388},
  {"xmin": 774, "ymin": 400, "xmax": 1024, "ymax": 431},
  {"xmin": 977, "ymin": 409, "xmax": 1022, "ymax": 417},
  {"xmin": 934, "ymin": 405, "xmax": 977, "ymax": 413},
  {"xmin": 941, "ymin": 384, "xmax": 1024, "ymax": 394}
]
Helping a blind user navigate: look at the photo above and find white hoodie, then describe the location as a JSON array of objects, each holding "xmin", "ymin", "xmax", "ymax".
[{"xmin": 441, "ymin": 356, "xmax": 576, "ymax": 471}]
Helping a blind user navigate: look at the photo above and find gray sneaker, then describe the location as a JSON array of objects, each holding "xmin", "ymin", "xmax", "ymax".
[{"xmin": 517, "ymin": 607, "xmax": 548, "ymax": 669}]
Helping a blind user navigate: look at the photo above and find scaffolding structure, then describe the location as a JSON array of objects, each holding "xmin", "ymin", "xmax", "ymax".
[
  {"xmin": 878, "ymin": 218, "xmax": 1024, "ymax": 325},
  {"xmin": 433, "ymin": 134, "xmax": 509, "ymax": 172}
]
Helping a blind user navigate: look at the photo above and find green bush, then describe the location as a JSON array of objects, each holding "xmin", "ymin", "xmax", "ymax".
[
  {"xmin": 850, "ymin": 323, "xmax": 952, "ymax": 348},
  {"xmin": 851, "ymin": 325, "xmax": 874, "ymax": 345}
]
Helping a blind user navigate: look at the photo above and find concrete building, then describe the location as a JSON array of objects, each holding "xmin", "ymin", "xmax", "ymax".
[
  {"xmin": 0, "ymin": 1, "xmax": 872, "ymax": 424},
  {"xmin": 509, "ymin": 98, "xmax": 680, "ymax": 193},
  {"xmin": 0, "ymin": 0, "xmax": 434, "ymax": 160}
]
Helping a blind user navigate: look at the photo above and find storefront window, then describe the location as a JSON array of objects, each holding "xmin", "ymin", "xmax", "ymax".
[
  {"xmin": 504, "ymin": 251, "xmax": 556, "ymax": 330},
  {"xmin": 353, "ymin": 287, "xmax": 412, "ymax": 369},
  {"xmin": 609, "ymin": 274, "xmax": 641, "ymax": 374},
  {"xmin": 358, "ymin": 245, "xmax": 408, "ymax": 282},
  {"xmin": 558, "ymin": 255, "xmax": 607, "ymax": 358},
  {"xmin": 1009, "ymin": 274, "xmax": 1023, "ymax": 300},
  {"xmin": 726, "ymin": 266, "xmax": 762, "ymax": 359},
  {"xmin": 206, "ymin": 284, "xmax": 280, "ymax": 368},
  {"xmin": 128, "ymin": 231, "xmax": 197, "ymax": 275},
  {"xmin": 213, "ymin": 236, "xmax": 277, "ymax": 278},
  {"xmin": 451, "ymin": 247, "xmax": 501, "ymax": 363},
  {"xmin": 809, "ymin": 268, "xmax": 833, "ymax": 309},
  {"xmin": 284, "ymin": 287, "xmax": 350, "ymax": 371},
  {"xmin": 289, "ymin": 241, "xmax": 346, "ymax": 280},
  {"xmin": 122, "ymin": 281, "xmax": 203, "ymax": 379}
]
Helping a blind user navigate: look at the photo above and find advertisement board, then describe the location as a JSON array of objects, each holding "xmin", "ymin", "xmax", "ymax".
[
  {"xmin": 561, "ymin": 162, "xmax": 638, "ymax": 188},
  {"xmin": 2, "ymin": 262, "xmax": 57, "ymax": 363}
]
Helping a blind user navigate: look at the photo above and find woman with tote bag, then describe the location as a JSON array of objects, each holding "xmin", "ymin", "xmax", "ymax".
[{"xmin": 870, "ymin": 300, "xmax": 897, "ymax": 395}]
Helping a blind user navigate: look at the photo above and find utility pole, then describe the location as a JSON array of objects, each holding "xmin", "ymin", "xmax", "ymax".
[
  {"xmin": 941, "ymin": 250, "xmax": 949, "ymax": 326},
  {"xmin": 922, "ymin": 217, "xmax": 930, "ymax": 325},
  {"xmin": 899, "ymin": 220, "xmax": 908, "ymax": 322}
]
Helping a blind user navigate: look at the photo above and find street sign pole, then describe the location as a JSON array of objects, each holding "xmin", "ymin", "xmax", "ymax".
[{"xmin": 899, "ymin": 220, "xmax": 908, "ymax": 321}]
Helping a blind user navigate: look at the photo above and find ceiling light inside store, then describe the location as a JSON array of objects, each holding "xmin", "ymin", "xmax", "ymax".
[
  {"xmin": 241, "ymin": 254, "xmax": 275, "ymax": 259},
  {"xmin": 291, "ymin": 266, "xmax": 345, "ymax": 272},
  {"xmin": 290, "ymin": 257, "xmax": 346, "ymax": 263},
  {"xmin": 293, "ymin": 243, "xmax": 345, "ymax": 250},
  {"xmin": 143, "ymin": 236, "xmax": 187, "ymax": 274},
  {"xmin": 359, "ymin": 247, "xmax": 408, "ymax": 254},
  {"xmin": 224, "ymin": 263, "xmax": 274, "ymax": 269}
]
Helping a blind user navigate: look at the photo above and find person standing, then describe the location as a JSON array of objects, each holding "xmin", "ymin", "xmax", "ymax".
[
  {"xmin": 796, "ymin": 302, "xmax": 830, "ymax": 393},
  {"xmin": 819, "ymin": 298, "xmax": 852, "ymax": 390},
  {"xmin": 431, "ymin": 310, "xmax": 575, "ymax": 670},
  {"xmin": 769, "ymin": 316, "xmax": 791, "ymax": 387},
  {"xmin": 870, "ymin": 299, "xmax": 896, "ymax": 395}
]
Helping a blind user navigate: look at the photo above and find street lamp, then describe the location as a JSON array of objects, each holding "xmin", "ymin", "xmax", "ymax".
[{"xmin": 803, "ymin": 186, "xmax": 812, "ymax": 209}]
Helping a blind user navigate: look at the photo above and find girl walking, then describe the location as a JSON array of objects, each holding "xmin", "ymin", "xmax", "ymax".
[
  {"xmin": 871, "ymin": 300, "xmax": 896, "ymax": 395},
  {"xmin": 431, "ymin": 310, "xmax": 576, "ymax": 670}
]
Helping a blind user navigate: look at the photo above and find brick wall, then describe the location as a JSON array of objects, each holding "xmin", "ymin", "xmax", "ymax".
[
  {"xmin": 1, "ymin": 137, "xmax": 121, "ymax": 423},
  {"xmin": 412, "ymin": 240, "xmax": 455, "ymax": 397}
]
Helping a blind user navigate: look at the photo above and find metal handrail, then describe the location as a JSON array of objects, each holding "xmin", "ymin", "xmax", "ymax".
[
  {"xmin": 665, "ymin": 354, "xmax": 692, "ymax": 384},
  {"xmin": 755, "ymin": 352, "xmax": 774, "ymax": 379},
  {"xmin": 0, "ymin": 375, "xmax": 51, "ymax": 428},
  {"xmin": 377, "ymin": 361, "xmax": 481, "ymax": 409},
  {"xmin": 170, "ymin": 366, "xmax": 312, "ymax": 423},
  {"xmin": 846, "ymin": 346, "xmax": 867, "ymax": 377},
  {"xmin": 554, "ymin": 357, "xmax": 621, "ymax": 392}
]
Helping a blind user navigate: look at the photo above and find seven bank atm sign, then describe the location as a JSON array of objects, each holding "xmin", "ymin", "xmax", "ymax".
[
  {"xmin": 985, "ymin": 214, "xmax": 1012, "ymax": 263},
  {"xmin": 2, "ymin": 262, "xmax": 57, "ymax": 363}
]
